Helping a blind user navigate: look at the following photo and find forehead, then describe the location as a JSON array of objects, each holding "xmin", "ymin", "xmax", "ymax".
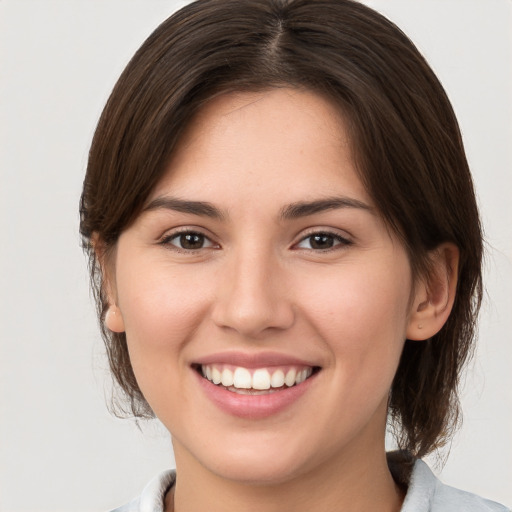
[
  {"xmin": 184, "ymin": 87, "xmax": 347, "ymax": 143},
  {"xmin": 150, "ymin": 88, "xmax": 370, "ymax": 207}
]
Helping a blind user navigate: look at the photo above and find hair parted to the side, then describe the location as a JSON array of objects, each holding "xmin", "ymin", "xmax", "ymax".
[{"xmin": 80, "ymin": 0, "xmax": 483, "ymax": 459}]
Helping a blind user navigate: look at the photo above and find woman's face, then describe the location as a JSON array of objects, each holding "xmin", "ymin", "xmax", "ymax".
[{"xmin": 111, "ymin": 89, "xmax": 417, "ymax": 484}]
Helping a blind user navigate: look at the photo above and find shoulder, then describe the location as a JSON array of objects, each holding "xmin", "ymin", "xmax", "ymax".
[
  {"xmin": 108, "ymin": 470, "xmax": 176, "ymax": 512},
  {"xmin": 403, "ymin": 459, "xmax": 510, "ymax": 512}
]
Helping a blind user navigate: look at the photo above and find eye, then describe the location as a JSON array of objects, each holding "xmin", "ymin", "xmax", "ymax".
[
  {"xmin": 161, "ymin": 230, "xmax": 216, "ymax": 251},
  {"xmin": 295, "ymin": 232, "xmax": 352, "ymax": 251}
]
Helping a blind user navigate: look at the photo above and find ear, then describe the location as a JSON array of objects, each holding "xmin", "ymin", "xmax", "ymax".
[
  {"xmin": 406, "ymin": 243, "xmax": 459, "ymax": 341},
  {"xmin": 92, "ymin": 233, "xmax": 126, "ymax": 334},
  {"xmin": 105, "ymin": 303, "xmax": 125, "ymax": 333}
]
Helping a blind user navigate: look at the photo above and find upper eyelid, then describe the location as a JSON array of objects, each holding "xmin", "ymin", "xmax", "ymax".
[
  {"xmin": 159, "ymin": 226, "xmax": 216, "ymax": 242},
  {"xmin": 295, "ymin": 227, "xmax": 353, "ymax": 242}
]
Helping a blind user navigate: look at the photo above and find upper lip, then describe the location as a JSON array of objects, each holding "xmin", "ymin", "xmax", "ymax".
[{"xmin": 193, "ymin": 351, "xmax": 320, "ymax": 369}]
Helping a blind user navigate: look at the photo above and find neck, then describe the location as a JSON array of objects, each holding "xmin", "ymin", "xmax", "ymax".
[{"xmin": 168, "ymin": 435, "xmax": 404, "ymax": 512}]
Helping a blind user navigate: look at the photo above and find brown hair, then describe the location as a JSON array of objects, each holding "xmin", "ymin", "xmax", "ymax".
[{"xmin": 80, "ymin": 0, "xmax": 482, "ymax": 458}]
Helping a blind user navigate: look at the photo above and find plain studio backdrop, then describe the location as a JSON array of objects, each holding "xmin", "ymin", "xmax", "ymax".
[{"xmin": 0, "ymin": 1, "xmax": 511, "ymax": 511}]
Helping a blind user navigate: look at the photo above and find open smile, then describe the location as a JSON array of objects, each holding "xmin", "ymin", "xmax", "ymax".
[
  {"xmin": 192, "ymin": 356, "xmax": 321, "ymax": 418},
  {"xmin": 198, "ymin": 364, "xmax": 317, "ymax": 395}
]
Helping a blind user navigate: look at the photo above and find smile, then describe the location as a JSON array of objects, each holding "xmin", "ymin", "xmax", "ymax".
[
  {"xmin": 200, "ymin": 364, "xmax": 314, "ymax": 395},
  {"xmin": 193, "ymin": 353, "xmax": 321, "ymax": 418}
]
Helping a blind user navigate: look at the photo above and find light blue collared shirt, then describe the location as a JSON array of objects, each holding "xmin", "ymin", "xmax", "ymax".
[{"xmin": 111, "ymin": 459, "xmax": 509, "ymax": 512}]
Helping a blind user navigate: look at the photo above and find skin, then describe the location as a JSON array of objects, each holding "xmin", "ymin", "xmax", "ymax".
[{"xmin": 104, "ymin": 88, "xmax": 458, "ymax": 512}]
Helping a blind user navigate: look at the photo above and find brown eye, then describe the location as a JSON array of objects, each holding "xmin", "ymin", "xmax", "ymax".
[
  {"xmin": 180, "ymin": 233, "xmax": 205, "ymax": 249},
  {"xmin": 296, "ymin": 232, "xmax": 352, "ymax": 251},
  {"xmin": 309, "ymin": 234, "xmax": 335, "ymax": 249},
  {"xmin": 163, "ymin": 231, "xmax": 215, "ymax": 251}
]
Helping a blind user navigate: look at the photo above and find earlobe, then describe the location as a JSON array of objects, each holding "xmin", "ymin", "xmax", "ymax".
[
  {"xmin": 406, "ymin": 243, "xmax": 459, "ymax": 341},
  {"xmin": 92, "ymin": 233, "xmax": 125, "ymax": 333},
  {"xmin": 105, "ymin": 304, "xmax": 125, "ymax": 333}
]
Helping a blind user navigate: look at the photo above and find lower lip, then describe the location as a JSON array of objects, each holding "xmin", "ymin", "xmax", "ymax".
[{"xmin": 194, "ymin": 370, "xmax": 317, "ymax": 419}]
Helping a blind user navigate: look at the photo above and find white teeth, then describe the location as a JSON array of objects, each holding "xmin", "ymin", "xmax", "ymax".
[
  {"xmin": 270, "ymin": 370, "xmax": 284, "ymax": 388},
  {"xmin": 252, "ymin": 369, "xmax": 271, "ymax": 390},
  {"xmin": 201, "ymin": 364, "xmax": 314, "ymax": 391},
  {"xmin": 285, "ymin": 369, "xmax": 296, "ymax": 387},
  {"xmin": 296, "ymin": 368, "xmax": 311, "ymax": 384},
  {"xmin": 212, "ymin": 367, "xmax": 222, "ymax": 384},
  {"xmin": 233, "ymin": 367, "xmax": 252, "ymax": 389},
  {"xmin": 221, "ymin": 368, "xmax": 234, "ymax": 387}
]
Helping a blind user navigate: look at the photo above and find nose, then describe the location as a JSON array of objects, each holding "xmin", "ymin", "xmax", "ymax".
[{"xmin": 211, "ymin": 248, "xmax": 295, "ymax": 338}]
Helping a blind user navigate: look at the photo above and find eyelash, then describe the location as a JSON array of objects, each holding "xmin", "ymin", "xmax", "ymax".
[
  {"xmin": 159, "ymin": 229, "xmax": 218, "ymax": 253},
  {"xmin": 293, "ymin": 231, "xmax": 353, "ymax": 252},
  {"xmin": 159, "ymin": 229, "xmax": 353, "ymax": 253}
]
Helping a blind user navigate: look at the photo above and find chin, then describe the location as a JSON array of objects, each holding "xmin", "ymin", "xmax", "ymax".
[
  {"xmin": 189, "ymin": 430, "xmax": 322, "ymax": 486},
  {"xmin": 212, "ymin": 456, "xmax": 308, "ymax": 486}
]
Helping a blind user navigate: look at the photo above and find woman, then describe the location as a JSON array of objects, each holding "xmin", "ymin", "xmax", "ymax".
[{"xmin": 80, "ymin": 1, "xmax": 509, "ymax": 511}]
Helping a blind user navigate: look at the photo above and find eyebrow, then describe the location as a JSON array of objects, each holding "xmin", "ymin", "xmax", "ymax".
[
  {"xmin": 143, "ymin": 195, "xmax": 372, "ymax": 221},
  {"xmin": 143, "ymin": 197, "xmax": 225, "ymax": 220},
  {"xmin": 279, "ymin": 197, "xmax": 373, "ymax": 219}
]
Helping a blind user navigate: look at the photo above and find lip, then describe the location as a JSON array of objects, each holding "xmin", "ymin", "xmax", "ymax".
[
  {"xmin": 192, "ymin": 352, "xmax": 320, "ymax": 420},
  {"xmin": 193, "ymin": 350, "xmax": 318, "ymax": 369}
]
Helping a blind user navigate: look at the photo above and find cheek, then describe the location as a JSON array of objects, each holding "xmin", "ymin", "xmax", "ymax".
[
  {"xmin": 297, "ymin": 257, "xmax": 411, "ymax": 376},
  {"xmin": 115, "ymin": 259, "xmax": 212, "ymax": 363},
  {"xmin": 114, "ymin": 260, "xmax": 217, "ymax": 416}
]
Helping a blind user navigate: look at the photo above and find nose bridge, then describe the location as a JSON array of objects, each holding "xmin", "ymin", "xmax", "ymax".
[{"xmin": 212, "ymin": 241, "xmax": 294, "ymax": 336}]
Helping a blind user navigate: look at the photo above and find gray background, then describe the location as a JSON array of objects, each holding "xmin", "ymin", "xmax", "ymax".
[{"xmin": 1, "ymin": 1, "xmax": 511, "ymax": 511}]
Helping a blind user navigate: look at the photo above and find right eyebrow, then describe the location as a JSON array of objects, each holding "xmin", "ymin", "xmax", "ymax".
[
  {"xmin": 279, "ymin": 196, "xmax": 373, "ymax": 220},
  {"xmin": 142, "ymin": 196, "xmax": 226, "ymax": 220}
]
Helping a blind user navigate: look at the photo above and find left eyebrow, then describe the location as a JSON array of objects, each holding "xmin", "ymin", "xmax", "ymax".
[
  {"xmin": 280, "ymin": 197, "xmax": 374, "ymax": 220},
  {"xmin": 142, "ymin": 196, "xmax": 226, "ymax": 220}
]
